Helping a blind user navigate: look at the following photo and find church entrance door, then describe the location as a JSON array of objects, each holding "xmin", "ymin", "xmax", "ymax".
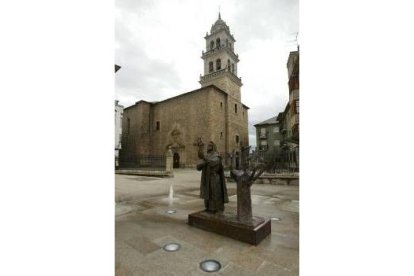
[
  {"xmin": 235, "ymin": 152, "xmax": 240, "ymax": 169},
  {"xmin": 173, "ymin": 153, "xmax": 180, "ymax": 168}
]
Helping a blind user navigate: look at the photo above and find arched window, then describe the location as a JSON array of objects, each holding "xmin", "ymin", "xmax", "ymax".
[
  {"xmin": 210, "ymin": 41, "xmax": 214, "ymax": 50},
  {"xmin": 216, "ymin": 38, "xmax": 221, "ymax": 48},
  {"xmin": 209, "ymin": 61, "xmax": 213, "ymax": 73},
  {"xmin": 216, "ymin": 59, "xmax": 221, "ymax": 70},
  {"xmin": 227, "ymin": 59, "xmax": 230, "ymax": 70},
  {"xmin": 231, "ymin": 63, "xmax": 235, "ymax": 73}
]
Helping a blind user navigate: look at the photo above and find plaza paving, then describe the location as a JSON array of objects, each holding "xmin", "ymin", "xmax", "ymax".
[{"xmin": 115, "ymin": 169, "xmax": 299, "ymax": 276}]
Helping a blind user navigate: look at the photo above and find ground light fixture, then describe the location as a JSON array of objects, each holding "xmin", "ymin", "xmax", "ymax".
[
  {"xmin": 199, "ymin": 260, "xmax": 222, "ymax": 272},
  {"xmin": 271, "ymin": 217, "xmax": 281, "ymax": 221},
  {"xmin": 166, "ymin": 210, "xmax": 176, "ymax": 214},
  {"xmin": 162, "ymin": 243, "xmax": 181, "ymax": 252}
]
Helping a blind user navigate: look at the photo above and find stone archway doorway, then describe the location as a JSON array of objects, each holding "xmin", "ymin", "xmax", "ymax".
[
  {"xmin": 173, "ymin": 153, "xmax": 180, "ymax": 168},
  {"xmin": 235, "ymin": 151, "xmax": 240, "ymax": 169}
]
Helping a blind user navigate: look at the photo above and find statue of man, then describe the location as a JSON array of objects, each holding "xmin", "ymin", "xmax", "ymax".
[{"xmin": 196, "ymin": 139, "xmax": 229, "ymax": 213}]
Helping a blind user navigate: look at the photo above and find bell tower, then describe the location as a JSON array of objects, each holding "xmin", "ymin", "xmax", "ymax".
[{"xmin": 200, "ymin": 13, "xmax": 243, "ymax": 101}]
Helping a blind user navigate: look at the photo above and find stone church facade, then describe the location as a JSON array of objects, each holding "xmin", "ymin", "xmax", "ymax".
[{"xmin": 120, "ymin": 14, "xmax": 249, "ymax": 168}]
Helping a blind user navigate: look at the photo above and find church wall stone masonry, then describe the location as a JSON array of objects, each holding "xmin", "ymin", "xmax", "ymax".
[{"xmin": 120, "ymin": 14, "xmax": 249, "ymax": 168}]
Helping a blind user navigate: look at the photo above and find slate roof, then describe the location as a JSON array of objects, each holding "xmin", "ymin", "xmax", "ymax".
[{"xmin": 254, "ymin": 116, "xmax": 278, "ymax": 126}]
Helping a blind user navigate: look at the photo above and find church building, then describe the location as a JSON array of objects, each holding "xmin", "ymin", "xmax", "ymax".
[{"xmin": 120, "ymin": 14, "xmax": 249, "ymax": 168}]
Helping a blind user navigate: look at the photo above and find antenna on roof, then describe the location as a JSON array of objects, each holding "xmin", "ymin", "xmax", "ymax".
[{"xmin": 285, "ymin": 32, "xmax": 299, "ymax": 50}]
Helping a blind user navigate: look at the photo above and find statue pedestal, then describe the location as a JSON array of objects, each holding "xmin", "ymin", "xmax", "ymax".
[{"xmin": 188, "ymin": 211, "xmax": 271, "ymax": 245}]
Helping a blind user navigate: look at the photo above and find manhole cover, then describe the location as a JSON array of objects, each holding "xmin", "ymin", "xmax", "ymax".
[
  {"xmin": 271, "ymin": 217, "xmax": 281, "ymax": 221},
  {"xmin": 199, "ymin": 260, "xmax": 221, "ymax": 272},
  {"xmin": 166, "ymin": 210, "xmax": 176, "ymax": 214},
  {"xmin": 162, "ymin": 243, "xmax": 181, "ymax": 252}
]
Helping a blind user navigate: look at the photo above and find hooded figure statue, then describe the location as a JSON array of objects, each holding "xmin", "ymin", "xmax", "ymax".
[{"xmin": 196, "ymin": 140, "xmax": 229, "ymax": 213}]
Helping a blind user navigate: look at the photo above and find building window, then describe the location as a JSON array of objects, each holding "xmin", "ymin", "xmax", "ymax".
[
  {"xmin": 227, "ymin": 59, "xmax": 230, "ymax": 70},
  {"xmin": 234, "ymin": 104, "xmax": 237, "ymax": 113},
  {"xmin": 209, "ymin": 62, "xmax": 213, "ymax": 73},
  {"xmin": 210, "ymin": 41, "xmax": 214, "ymax": 50},
  {"xmin": 216, "ymin": 59, "xmax": 221, "ymax": 70},
  {"xmin": 156, "ymin": 121, "xmax": 160, "ymax": 131},
  {"xmin": 260, "ymin": 128, "xmax": 266, "ymax": 138},
  {"xmin": 235, "ymin": 135, "xmax": 239, "ymax": 144},
  {"xmin": 220, "ymin": 102, "xmax": 223, "ymax": 109},
  {"xmin": 216, "ymin": 38, "xmax": 221, "ymax": 48},
  {"xmin": 273, "ymin": 126, "xmax": 279, "ymax": 133},
  {"xmin": 220, "ymin": 132, "xmax": 223, "ymax": 139},
  {"xmin": 231, "ymin": 63, "xmax": 234, "ymax": 73},
  {"xmin": 260, "ymin": 140, "xmax": 268, "ymax": 151}
]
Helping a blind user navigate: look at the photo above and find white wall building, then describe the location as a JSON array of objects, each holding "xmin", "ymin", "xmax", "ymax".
[{"xmin": 115, "ymin": 100, "xmax": 124, "ymax": 166}]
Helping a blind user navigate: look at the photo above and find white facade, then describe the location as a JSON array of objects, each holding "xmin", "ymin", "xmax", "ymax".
[{"xmin": 115, "ymin": 100, "xmax": 124, "ymax": 160}]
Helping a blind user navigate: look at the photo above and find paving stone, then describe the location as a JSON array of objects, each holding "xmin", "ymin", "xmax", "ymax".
[
  {"xmin": 257, "ymin": 261, "xmax": 298, "ymax": 276},
  {"xmin": 218, "ymin": 262, "xmax": 257, "ymax": 276},
  {"xmin": 125, "ymin": 236, "xmax": 160, "ymax": 255},
  {"xmin": 116, "ymin": 169, "xmax": 299, "ymax": 275}
]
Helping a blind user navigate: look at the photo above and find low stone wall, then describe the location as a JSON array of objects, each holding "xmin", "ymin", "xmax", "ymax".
[
  {"xmin": 115, "ymin": 169, "xmax": 173, "ymax": 178},
  {"xmin": 254, "ymin": 178, "xmax": 299, "ymax": 185},
  {"xmin": 224, "ymin": 172, "xmax": 299, "ymax": 186}
]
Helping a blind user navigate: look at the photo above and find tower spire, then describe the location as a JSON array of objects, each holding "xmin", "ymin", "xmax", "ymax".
[{"xmin": 218, "ymin": 6, "xmax": 221, "ymax": 19}]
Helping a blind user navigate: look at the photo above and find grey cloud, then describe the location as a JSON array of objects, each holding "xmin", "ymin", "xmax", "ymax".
[
  {"xmin": 232, "ymin": 0, "xmax": 298, "ymax": 51},
  {"xmin": 115, "ymin": 0, "xmax": 298, "ymax": 139},
  {"xmin": 115, "ymin": 14, "xmax": 182, "ymax": 105},
  {"xmin": 116, "ymin": 0, "xmax": 155, "ymax": 13}
]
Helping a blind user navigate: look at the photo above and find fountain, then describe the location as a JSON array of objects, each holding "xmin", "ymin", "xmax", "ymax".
[
  {"xmin": 168, "ymin": 183, "xmax": 174, "ymax": 206},
  {"xmin": 165, "ymin": 183, "xmax": 177, "ymax": 214}
]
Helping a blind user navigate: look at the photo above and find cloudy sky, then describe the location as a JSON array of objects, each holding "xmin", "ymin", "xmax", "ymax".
[{"xmin": 115, "ymin": 0, "xmax": 298, "ymax": 147}]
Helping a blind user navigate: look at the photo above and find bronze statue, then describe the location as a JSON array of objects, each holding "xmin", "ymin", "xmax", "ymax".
[
  {"xmin": 230, "ymin": 148, "xmax": 266, "ymax": 222},
  {"xmin": 188, "ymin": 141, "xmax": 271, "ymax": 245},
  {"xmin": 195, "ymin": 138, "xmax": 228, "ymax": 213}
]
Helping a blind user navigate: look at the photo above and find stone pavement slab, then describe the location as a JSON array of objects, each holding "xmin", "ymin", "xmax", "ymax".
[{"xmin": 115, "ymin": 169, "xmax": 299, "ymax": 275}]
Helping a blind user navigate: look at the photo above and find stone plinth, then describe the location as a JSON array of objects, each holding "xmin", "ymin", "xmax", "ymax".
[{"xmin": 188, "ymin": 211, "xmax": 271, "ymax": 245}]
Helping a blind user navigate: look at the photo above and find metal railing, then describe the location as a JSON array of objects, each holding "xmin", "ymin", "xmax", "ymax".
[
  {"xmin": 119, "ymin": 155, "xmax": 166, "ymax": 171},
  {"xmin": 259, "ymin": 132, "xmax": 267, "ymax": 139},
  {"xmin": 254, "ymin": 148, "xmax": 299, "ymax": 173},
  {"xmin": 200, "ymin": 68, "xmax": 242, "ymax": 85}
]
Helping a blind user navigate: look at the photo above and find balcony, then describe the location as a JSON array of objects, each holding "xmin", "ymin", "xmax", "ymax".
[
  {"xmin": 259, "ymin": 145, "xmax": 268, "ymax": 151},
  {"xmin": 259, "ymin": 132, "xmax": 267, "ymax": 139},
  {"xmin": 202, "ymin": 45, "xmax": 239, "ymax": 61},
  {"xmin": 200, "ymin": 68, "xmax": 242, "ymax": 86}
]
